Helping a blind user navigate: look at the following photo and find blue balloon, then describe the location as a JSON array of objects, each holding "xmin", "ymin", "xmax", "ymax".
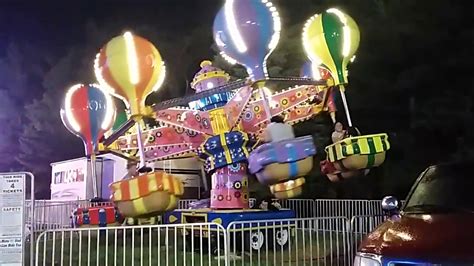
[{"xmin": 213, "ymin": 0, "xmax": 281, "ymax": 80}]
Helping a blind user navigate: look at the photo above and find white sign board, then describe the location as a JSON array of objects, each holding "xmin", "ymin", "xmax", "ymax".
[{"xmin": 0, "ymin": 173, "xmax": 25, "ymax": 266}]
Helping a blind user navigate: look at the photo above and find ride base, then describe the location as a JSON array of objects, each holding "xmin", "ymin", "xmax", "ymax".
[{"xmin": 163, "ymin": 208, "xmax": 295, "ymax": 228}]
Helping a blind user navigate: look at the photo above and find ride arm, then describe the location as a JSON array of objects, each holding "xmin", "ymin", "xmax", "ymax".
[
  {"xmin": 154, "ymin": 108, "xmax": 214, "ymax": 136},
  {"xmin": 240, "ymin": 85, "xmax": 325, "ymax": 134},
  {"xmin": 116, "ymin": 126, "xmax": 206, "ymax": 161},
  {"xmin": 101, "ymin": 115, "xmax": 143, "ymax": 147},
  {"xmin": 224, "ymin": 85, "xmax": 254, "ymax": 129},
  {"xmin": 284, "ymin": 86, "xmax": 337, "ymax": 125}
]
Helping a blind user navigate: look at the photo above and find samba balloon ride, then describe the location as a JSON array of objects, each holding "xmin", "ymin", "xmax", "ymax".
[
  {"xmin": 303, "ymin": 8, "xmax": 390, "ymax": 182},
  {"xmin": 60, "ymin": 0, "xmax": 390, "ymax": 248},
  {"xmin": 95, "ymin": 31, "xmax": 166, "ymax": 170}
]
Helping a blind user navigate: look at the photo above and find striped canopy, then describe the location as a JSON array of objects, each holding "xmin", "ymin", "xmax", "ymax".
[
  {"xmin": 95, "ymin": 32, "xmax": 166, "ymax": 116},
  {"xmin": 303, "ymin": 9, "xmax": 360, "ymax": 85}
]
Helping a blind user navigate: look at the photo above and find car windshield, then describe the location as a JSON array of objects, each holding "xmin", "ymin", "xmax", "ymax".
[{"xmin": 404, "ymin": 163, "xmax": 474, "ymax": 214}]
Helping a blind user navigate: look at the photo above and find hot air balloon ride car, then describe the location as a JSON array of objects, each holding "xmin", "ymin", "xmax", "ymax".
[
  {"xmin": 95, "ymin": 32, "xmax": 184, "ymax": 218},
  {"xmin": 302, "ymin": 8, "xmax": 390, "ymax": 180}
]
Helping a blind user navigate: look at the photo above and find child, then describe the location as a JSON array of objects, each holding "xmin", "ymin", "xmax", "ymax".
[
  {"xmin": 123, "ymin": 161, "xmax": 138, "ymax": 180},
  {"xmin": 331, "ymin": 122, "xmax": 346, "ymax": 143}
]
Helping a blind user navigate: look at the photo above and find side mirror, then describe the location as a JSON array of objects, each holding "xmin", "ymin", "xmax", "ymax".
[{"xmin": 381, "ymin": 196, "xmax": 400, "ymax": 212}]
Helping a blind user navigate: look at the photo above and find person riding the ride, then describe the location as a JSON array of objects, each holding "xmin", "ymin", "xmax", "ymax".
[{"xmin": 264, "ymin": 115, "xmax": 295, "ymax": 143}]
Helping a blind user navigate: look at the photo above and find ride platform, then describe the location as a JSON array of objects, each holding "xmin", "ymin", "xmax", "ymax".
[{"xmin": 163, "ymin": 208, "xmax": 296, "ymax": 228}]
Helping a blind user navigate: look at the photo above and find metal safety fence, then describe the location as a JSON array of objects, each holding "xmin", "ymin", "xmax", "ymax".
[
  {"xmin": 226, "ymin": 217, "xmax": 352, "ymax": 266},
  {"xmin": 26, "ymin": 198, "xmax": 393, "ymax": 233},
  {"xmin": 35, "ymin": 217, "xmax": 359, "ymax": 266},
  {"xmin": 35, "ymin": 223, "xmax": 228, "ymax": 266},
  {"xmin": 25, "ymin": 200, "xmax": 113, "ymax": 231}
]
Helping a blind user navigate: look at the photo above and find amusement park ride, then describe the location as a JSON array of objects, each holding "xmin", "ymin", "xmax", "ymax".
[{"xmin": 61, "ymin": 0, "xmax": 390, "ymax": 231}]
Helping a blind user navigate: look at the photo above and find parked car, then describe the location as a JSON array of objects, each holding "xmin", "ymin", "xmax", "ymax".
[{"xmin": 355, "ymin": 161, "xmax": 474, "ymax": 265}]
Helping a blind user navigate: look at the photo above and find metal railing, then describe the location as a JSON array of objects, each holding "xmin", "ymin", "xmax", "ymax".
[
  {"xmin": 31, "ymin": 204, "xmax": 399, "ymax": 265},
  {"xmin": 35, "ymin": 222, "xmax": 228, "ymax": 266},
  {"xmin": 35, "ymin": 217, "xmax": 355, "ymax": 266},
  {"xmin": 27, "ymin": 198, "xmax": 395, "ymax": 233},
  {"xmin": 315, "ymin": 199, "xmax": 374, "ymax": 219},
  {"xmin": 226, "ymin": 217, "xmax": 352, "ymax": 266},
  {"xmin": 25, "ymin": 200, "xmax": 113, "ymax": 231}
]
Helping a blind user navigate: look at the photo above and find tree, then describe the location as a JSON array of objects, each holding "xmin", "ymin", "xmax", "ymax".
[
  {"xmin": 17, "ymin": 88, "xmax": 84, "ymax": 198},
  {"xmin": 0, "ymin": 90, "xmax": 22, "ymax": 171},
  {"xmin": 16, "ymin": 33, "xmax": 97, "ymax": 198},
  {"xmin": 0, "ymin": 42, "xmax": 56, "ymax": 172}
]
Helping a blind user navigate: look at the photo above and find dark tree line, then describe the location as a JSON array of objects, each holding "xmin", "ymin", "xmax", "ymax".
[{"xmin": 0, "ymin": 0, "xmax": 471, "ymax": 199}]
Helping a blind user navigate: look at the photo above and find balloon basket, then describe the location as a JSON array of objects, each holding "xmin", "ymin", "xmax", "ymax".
[
  {"xmin": 270, "ymin": 177, "xmax": 306, "ymax": 199},
  {"xmin": 325, "ymin": 133, "xmax": 390, "ymax": 171},
  {"xmin": 248, "ymin": 135, "xmax": 316, "ymax": 199},
  {"xmin": 255, "ymin": 157, "xmax": 314, "ymax": 186},
  {"xmin": 72, "ymin": 205, "xmax": 124, "ymax": 228},
  {"xmin": 110, "ymin": 171, "xmax": 184, "ymax": 218}
]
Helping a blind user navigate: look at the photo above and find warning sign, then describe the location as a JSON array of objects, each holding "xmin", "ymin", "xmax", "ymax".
[{"xmin": 0, "ymin": 173, "xmax": 25, "ymax": 265}]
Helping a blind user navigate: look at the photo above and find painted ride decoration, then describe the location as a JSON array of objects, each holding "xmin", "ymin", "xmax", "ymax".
[{"xmin": 59, "ymin": 0, "xmax": 390, "ymax": 236}]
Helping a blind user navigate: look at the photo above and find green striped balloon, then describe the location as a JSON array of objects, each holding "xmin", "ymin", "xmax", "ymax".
[{"xmin": 302, "ymin": 8, "xmax": 360, "ymax": 85}]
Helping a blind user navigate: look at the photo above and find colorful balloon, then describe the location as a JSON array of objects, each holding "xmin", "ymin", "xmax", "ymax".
[
  {"xmin": 302, "ymin": 8, "xmax": 360, "ymax": 85},
  {"xmin": 300, "ymin": 61, "xmax": 332, "ymax": 81},
  {"xmin": 94, "ymin": 32, "xmax": 166, "ymax": 116},
  {"xmin": 213, "ymin": 0, "xmax": 281, "ymax": 80},
  {"xmin": 63, "ymin": 84, "xmax": 115, "ymax": 156}
]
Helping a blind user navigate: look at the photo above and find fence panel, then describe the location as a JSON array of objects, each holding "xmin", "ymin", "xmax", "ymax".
[
  {"xmin": 278, "ymin": 199, "xmax": 316, "ymax": 218},
  {"xmin": 35, "ymin": 222, "xmax": 227, "ymax": 266},
  {"xmin": 26, "ymin": 200, "xmax": 114, "ymax": 231},
  {"xmin": 315, "ymin": 199, "xmax": 374, "ymax": 219},
  {"xmin": 226, "ymin": 217, "xmax": 352, "ymax": 266},
  {"xmin": 27, "ymin": 199, "xmax": 390, "ymax": 232}
]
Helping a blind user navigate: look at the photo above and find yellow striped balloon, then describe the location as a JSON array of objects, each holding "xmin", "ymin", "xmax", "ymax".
[
  {"xmin": 302, "ymin": 8, "xmax": 360, "ymax": 86},
  {"xmin": 95, "ymin": 32, "xmax": 166, "ymax": 116}
]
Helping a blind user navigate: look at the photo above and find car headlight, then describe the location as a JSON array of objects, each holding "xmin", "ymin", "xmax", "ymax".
[{"xmin": 354, "ymin": 253, "xmax": 382, "ymax": 266}]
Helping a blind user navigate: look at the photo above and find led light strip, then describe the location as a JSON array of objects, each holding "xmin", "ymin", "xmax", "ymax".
[
  {"xmin": 123, "ymin": 31, "xmax": 140, "ymax": 85},
  {"xmin": 327, "ymin": 8, "xmax": 350, "ymax": 57},
  {"xmin": 64, "ymin": 84, "xmax": 83, "ymax": 132},
  {"xmin": 225, "ymin": 0, "xmax": 248, "ymax": 53}
]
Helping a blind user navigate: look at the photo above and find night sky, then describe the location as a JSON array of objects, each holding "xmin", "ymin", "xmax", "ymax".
[
  {"xmin": 0, "ymin": 1, "xmax": 219, "ymax": 53},
  {"xmin": 0, "ymin": 0, "xmax": 314, "ymax": 80}
]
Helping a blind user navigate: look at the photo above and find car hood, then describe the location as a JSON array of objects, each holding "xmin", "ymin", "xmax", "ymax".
[{"xmin": 359, "ymin": 213, "xmax": 474, "ymax": 262}]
